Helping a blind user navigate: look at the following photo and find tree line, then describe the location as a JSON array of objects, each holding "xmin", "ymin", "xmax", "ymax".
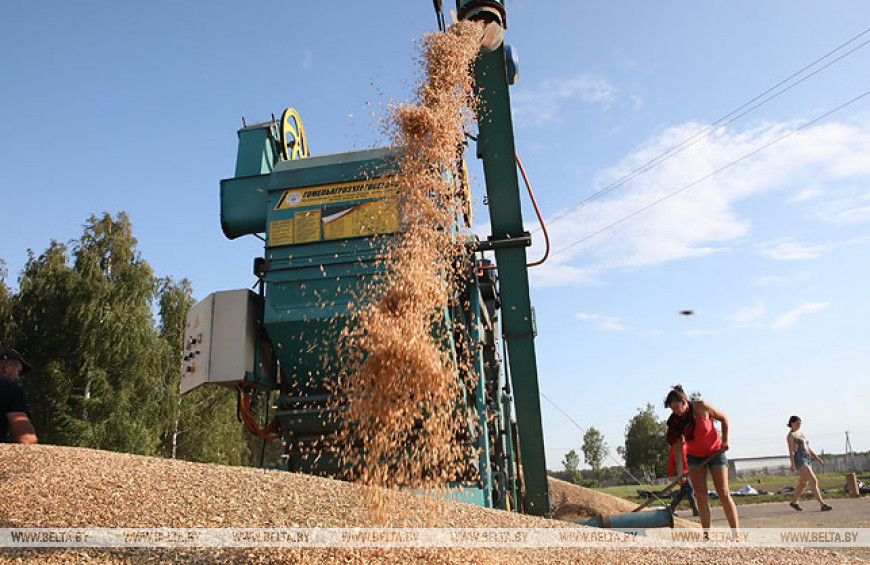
[
  {"xmin": 550, "ymin": 404, "xmax": 681, "ymax": 487},
  {"xmin": 0, "ymin": 212, "xmax": 266, "ymax": 465}
]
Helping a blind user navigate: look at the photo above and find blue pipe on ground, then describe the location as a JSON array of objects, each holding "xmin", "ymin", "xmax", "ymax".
[{"xmin": 571, "ymin": 509, "xmax": 674, "ymax": 529}]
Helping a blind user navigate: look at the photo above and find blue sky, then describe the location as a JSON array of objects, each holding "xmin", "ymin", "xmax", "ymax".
[{"xmin": 2, "ymin": 1, "xmax": 869, "ymax": 470}]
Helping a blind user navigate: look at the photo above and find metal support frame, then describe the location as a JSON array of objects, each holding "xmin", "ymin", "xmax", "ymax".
[{"xmin": 470, "ymin": 40, "xmax": 550, "ymax": 515}]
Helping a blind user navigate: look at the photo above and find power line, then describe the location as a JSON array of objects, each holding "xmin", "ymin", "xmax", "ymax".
[
  {"xmin": 551, "ymin": 89, "xmax": 870, "ymax": 257},
  {"xmin": 540, "ymin": 391, "xmax": 673, "ymax": 506},
  {"xmin": 535, "ymin": 24, "xmax": 870, "ymax": 234}
]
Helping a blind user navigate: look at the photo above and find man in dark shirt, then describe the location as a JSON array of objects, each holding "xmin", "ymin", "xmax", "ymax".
[{"xmin": 0, "ymin": 348, "xmax": 37, "ymax": 444}]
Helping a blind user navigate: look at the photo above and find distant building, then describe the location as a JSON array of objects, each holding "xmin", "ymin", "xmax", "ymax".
[{"xmin": 728, "ymin": 453, "xmax": 868, "ymax": 478}]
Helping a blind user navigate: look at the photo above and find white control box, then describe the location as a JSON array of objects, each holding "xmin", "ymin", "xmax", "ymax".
[{"xmin": 180, "ymin": 289, "xmax": 273, "ymax": 394}]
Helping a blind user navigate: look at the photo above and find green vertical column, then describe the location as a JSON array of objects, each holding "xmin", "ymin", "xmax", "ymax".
[
  {"xmin": 470, "ymin": 283, "xmax": 494, "ymax": 508},
  {"xmin": 473, "ymin": 45, "xmax": 550, "ymax": 516}
]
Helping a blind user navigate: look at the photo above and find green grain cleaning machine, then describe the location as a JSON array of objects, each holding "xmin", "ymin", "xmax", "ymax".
[{"xmin": 181, "ymin": 0, "xmax": 552, "ymax": 517}]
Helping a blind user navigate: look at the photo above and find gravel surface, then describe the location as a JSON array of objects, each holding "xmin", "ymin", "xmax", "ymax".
[{"xmin": 1, "ymin": 445, "xmax": 863, "ymax": 564}]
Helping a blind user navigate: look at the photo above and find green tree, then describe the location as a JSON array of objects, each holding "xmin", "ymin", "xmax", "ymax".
[
  {"xmin": 154, "ymin": 277, "xmax": 252, "ymax": 466},
  {"xmin": 154, "ymin": 277, "xmax": 193, "ymax": 460},
  {"xmin": 582, "ymin": 427, "xmax": 608, "ymax": 478},
  {"xmin": 10, "ymin": 214, "xmax": 164, "ymax": 452},
  {"xmin": 12, "ymin": 241, "xmax": 80, "ymax": 444},
  {"xmin": 620, "ymin": 403, "xmax": 669, "ymax": 481},
  {"xmin": 546, "ymin": 468, "xmax": 574, "ymax": 483},
  {"xmin": 0, "ymin": 260, "xmax": 14, "ymax": 344},
  {"xmin": 5, "ymin": 212, "xmax": 267, "ymax": 466},
  {"xmin": 561, "ymin": 449, "xmax": 582, "ymax": 484},
  {"xmin": 67, "ymin": 213, "xmax": 164, "ymax": 453}
]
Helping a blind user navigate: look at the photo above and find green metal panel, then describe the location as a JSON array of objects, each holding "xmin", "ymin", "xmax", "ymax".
[
  {"xmin": 471, "ymin": 43, "xmax": 551, "ymax": 516},
  {"xmin": 267, "ymin": 147, "xmax": 398, "ymax": 188},
  {"xmin": 264, "ymin": 237, "xmax": 386, "ymax": 397},
  {"xmin": 220, "ymin": 174, "xmax": 269, "ymax": 239},
  {"xmin": 235, "ymin": 124, "xmax": 278, "ymax": 177},
  {"xmin": 262, "ymin": 147, "xmax": 400, "ymax": 392},
  {"xmin": 258, "ymin": 150, "xmax": 501, "ymax": 503},
  {"xmin": 439, "ymin": 486, "xmax": 489, "ymax": 507},
  {"xmin": 254, "ymin": 148, "xmax": 487, "ymax": 482},
  {"xmin": 221, "ymin": 122, "xmax": 281, "ymax": 239},
  {"xmin": 221, "ymin": 147, "xmax": 399, "ymax": 241}
]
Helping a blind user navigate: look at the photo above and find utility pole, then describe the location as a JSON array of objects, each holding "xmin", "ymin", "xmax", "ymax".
[{"xmin": 846, "ymin": 431, "xmax": 863, "ymax": 472}]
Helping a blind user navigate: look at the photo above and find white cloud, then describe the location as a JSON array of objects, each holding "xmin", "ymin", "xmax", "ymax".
[
  {"xmin": 838, "ymin": 205, "xmax": 870, "ymax": 222},
  {"xmin": 731, "ymin": 302, "xmax": 766, "ymax": 328},
  {"xmin": 758, "ymin": 237, "xmax": 829, "ymax": 260},
  {"xmin": 752, "ymin": 271, "xmax": 812, "ymax": 286},
  {"xmin": 301, "ymin": 51, "xmax": 313, "ymax": 70},
  {"xmin": 503, "ymin": 115, "xmax": 870, "ymax": 288},
  {"xmin": 683, "ymin": 329, "xmax": 718, "ymax": 336},
  {"xmin": 635, "ymin": 329, "xmax": 665, "ymax": 337},
  {"xmin": 529, "ymin": 261, "xmax": 601, "ymax": 287},
  {"xmin": 787, "ymin": 187, "xmax": 823, "ymax": 203},
  {"xmin": 756, "ymin": 234, "xmax": 870, "ymax": 261},
  {"xmin": 575, "ymin": 312, "xmax": 624, "ymax": 331},
  {"xmin": 813, "ymin": 190, "xmax": 870, "ymax": 224},
  {"xmin": 770, "ymin": 301, "xmax": 830, "ymax": 330},
  {"xmin": 511, "ymin": 74, "xmax": 618, "ymax": 127}
]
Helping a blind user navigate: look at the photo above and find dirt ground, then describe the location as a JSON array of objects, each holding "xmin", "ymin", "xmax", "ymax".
[
  {"xmin": 552, "ymin": 480, "xmax": 870, "ymax": 561},
  {"xmin": 683, "ymin": 496, "xmax": 870, "ymax": 528},
  {"xmin": 682, "ymin": 496, "xmax": 870, "ymax": 561}
]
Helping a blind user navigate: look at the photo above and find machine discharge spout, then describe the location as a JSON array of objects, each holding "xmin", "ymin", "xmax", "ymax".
[{"xmin": 455, "ymin": 0, "xmax": 505, "ymax": 52}]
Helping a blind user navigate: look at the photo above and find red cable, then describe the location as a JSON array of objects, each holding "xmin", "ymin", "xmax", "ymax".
[
  {"xmin": 516, "ymin": 153, "xmax": 550, "ymax": 267},
  {"xmin": 476, "ymin": 154, "xmax": 549, "ymax": 275}
]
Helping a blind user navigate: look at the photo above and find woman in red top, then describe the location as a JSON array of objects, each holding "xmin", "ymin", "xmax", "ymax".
[{"xmin": 665, "ymin": 385, "xmax": 739, "ymax": 532}]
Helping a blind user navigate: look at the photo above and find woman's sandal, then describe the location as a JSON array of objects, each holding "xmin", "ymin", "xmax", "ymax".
[{"xmin": 789, "ymin": 502, "xmax": 803, "ymax": 511}]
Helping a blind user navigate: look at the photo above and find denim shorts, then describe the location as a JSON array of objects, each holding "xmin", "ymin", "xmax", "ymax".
[
  {"xmin": 794, "ymin": 451, "xmax": 811, "ymax": 469},
  {"xmin": 687, "ymin": 451, "xmax": 728, "ymax": 470}
]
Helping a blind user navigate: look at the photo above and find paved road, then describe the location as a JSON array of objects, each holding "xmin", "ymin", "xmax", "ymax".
[{"xmin": 675, "ymin": 497, "xmax": 870, "ymax": 528}]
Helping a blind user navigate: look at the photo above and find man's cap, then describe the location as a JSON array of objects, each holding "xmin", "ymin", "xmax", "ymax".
[{"xmin": 0, "ymin": 348, "xmax": 32, "ymax": 373}]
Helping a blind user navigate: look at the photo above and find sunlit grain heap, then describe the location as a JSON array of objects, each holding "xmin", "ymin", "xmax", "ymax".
[{"xmin": 3, "ymin": 445, "xmax": 864, "ymax": 565}]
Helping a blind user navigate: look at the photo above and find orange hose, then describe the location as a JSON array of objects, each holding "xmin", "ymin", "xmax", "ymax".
[
  {"xmin": 239, "ymin": 387, "xmax": 280, "ymax": 441},
  {"xmin": 516, "ymin": 153, "xmax": 550, "ymax": 267}
]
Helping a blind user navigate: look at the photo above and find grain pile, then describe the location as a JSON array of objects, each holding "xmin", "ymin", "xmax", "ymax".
[
  {"xmin": 333, "ymin": 21, "xmax": 484, "ymax": 502},
  {"xmin": 1, "ymin": 444, "xmax": 863, "ymax": 565},
  {"xmin": 548, "ymin": 477, "xmax": 697, "ymax": 529},
  {"xmin": 549, "ymin": 477, "xmax": 641, "ymax": 519}
]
